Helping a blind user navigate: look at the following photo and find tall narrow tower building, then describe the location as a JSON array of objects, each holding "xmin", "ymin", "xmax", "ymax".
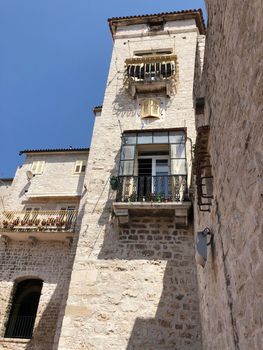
[{"xmin": 58, "ymin": 9, "xmax": 205, "ymax": 350}]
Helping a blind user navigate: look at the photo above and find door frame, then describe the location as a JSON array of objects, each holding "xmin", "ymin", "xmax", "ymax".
[
  {"xmin": 137, "ymin": 155, "xmax": 169, "ymax": 193},
  {"xmin": 137, "ymin": 155, "xmax": 170, "ymax": 176}
]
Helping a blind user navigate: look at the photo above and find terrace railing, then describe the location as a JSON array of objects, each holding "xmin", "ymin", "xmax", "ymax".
[
  {"xmin": 0, "ymin": 210, "xmax": 77, "ymax": 232},
  {"xmin": 125, "ymin": 55, "xmax": 176, "ymax": 82},
  {"xmin": 124, "ymin": 55, "xmax": 177, "ymax": 96},
  {"xmin": 116, "ymin": 175, "xmax": 189, "ymax": 203}
]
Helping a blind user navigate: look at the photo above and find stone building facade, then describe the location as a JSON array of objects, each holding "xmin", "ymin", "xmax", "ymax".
[
  {"xmin": 194, "ymin": 1, "xmax": 263, "ymax": 350},
  {"xmin": 57, "ymin": 10, "xmax": 205, "ymax": 350},
  {"xmin": 0, "ymin": 149, "xmax": 89, "ymax": 350},
  {"xmin": 1, "ymin": 4, "xmax": 262, "ymax": 350},
  {"xmin": 0, "ymin": 179, "xmax": 13, "ymax": 212}
]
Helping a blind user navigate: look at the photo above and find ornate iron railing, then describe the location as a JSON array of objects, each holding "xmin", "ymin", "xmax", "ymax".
[
  {"xmin": 5, "ymin": 315, "xmax": 35, "ymax": 339},
  {"xmin": 125, "ymin": 55, "xmax": 177, "ymax": 83},
  {"xmin": 116, "ymin": 175, "xmax": 189, "ymax": 203},
  {"xmin": 0, "ymin": 210, "xmax": 77, "ymax": 232}
]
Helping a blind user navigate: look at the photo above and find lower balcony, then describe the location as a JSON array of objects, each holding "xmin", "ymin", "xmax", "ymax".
[
  {"xmin": 0, "ymin": 210, "xmax": 77, "ymax": 242},
  {"xmin": 116, "ymin": 175, "xmax": 189, "ymax": 203},
  {"xmin": 113, "ymin": 175, "xmax": 191, "ymax": 227}
]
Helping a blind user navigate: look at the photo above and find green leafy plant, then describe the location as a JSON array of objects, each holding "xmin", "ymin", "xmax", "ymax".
[
  {"xmin": 156, "ymin": 193, "xmax": 162, "ymax": 203},
  {"xmin": 129, "ymin": 192, "xmax": 137, "ymax": 202},
  {"xmin": 110, "ymin": 176, "xmax": 118, "ymax": 190}
]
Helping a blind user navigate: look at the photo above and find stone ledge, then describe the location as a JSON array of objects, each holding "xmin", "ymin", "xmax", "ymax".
[
  {"xmin": 0, "ymin": 231, "xmax": 74, "ymax": 243},
  {"xmin": 113, "ymin": 201, "xmax": 191, "ymax": 227}
]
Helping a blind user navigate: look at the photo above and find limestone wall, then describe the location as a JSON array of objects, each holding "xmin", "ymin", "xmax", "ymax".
[
  {"xmin": 0, "ymin": 153, "xmax": 85, "ymax": 349},
  {"xmin": 0, "ymin": 180, "xmax": 13, "ymax": 211},
  {"xmin": 58, "ymin": 19, "xmax": 203, "ymax": 350},
  {"xmin": 195, "ymin": 1, "xmax": 263, "ymax": 349},
  {"xmin": 5, "ymin": 152, "xmax": 88, "ymax": 211},
  {"xmin": 59, "ymin": 217, "xmax": 202, "ymax": 350},
  {"xmin": 0, "ymin": 239, "xmax": 74, "ymax": 350}
]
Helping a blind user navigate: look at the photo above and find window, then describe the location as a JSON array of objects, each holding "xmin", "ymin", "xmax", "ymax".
[
  {"xmin": 31, "ymin": 161, "xmax": 45, "ymax": 175},
  {"xmin": 5, "ymin": 279, "xmax": 43, "ymax": 339},
  {"xmin": 74, "ymin": 160, "xmax": 87, "ymax": 174},
  {"xmin": 117, "ymin": 130, "xmax": 188, "ymax": 202},
  {"xmin": 134, "ymin": 49, "xmax": 172, "ymax": 57},
  {"xmin": 148, "ymin": 22, "xmax": 164, "ymax": 32},
  {"xmin": 141, "ymin": 99, "xmax": 160, "ymax": 118}
]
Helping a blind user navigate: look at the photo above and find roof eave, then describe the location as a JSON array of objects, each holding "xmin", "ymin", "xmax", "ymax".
[
  {"xmin": 19, "ymin": 148, "xmax": 90, "ymax": 156},
  {"xmin": 108, "ymin": 9, "xmax": 206, "ymax": 38}
]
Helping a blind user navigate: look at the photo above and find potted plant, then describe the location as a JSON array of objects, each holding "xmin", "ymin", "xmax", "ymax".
[
  {"xmin": 129, "ymin": 192, "xmax": 137, "ymax": 202},
  {"xmin": 3, "ymin": 220, "xmax": 9, "ymax": 228},
  {"xmin": 156, "ymin": 193, "xmax": 162, "ymax": 203},
  {"xmin": 12, "ymin": 218, "xmax": 20, "ymax": 226},
  {"xmin": 110, "ymin": 176, "xmax": 118, "ymax": 190}
]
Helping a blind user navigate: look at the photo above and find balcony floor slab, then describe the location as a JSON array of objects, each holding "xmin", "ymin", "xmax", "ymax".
[
  {"xmin": 0, "ymin": 230, "xmax": 74, "ymax": 242},
  {"xmin": 113, "ymin": 201, "xmax": 191, "ymax": 226}
]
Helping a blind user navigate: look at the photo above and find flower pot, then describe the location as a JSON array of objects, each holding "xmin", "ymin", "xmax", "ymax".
[{"xmin": 110, "ymin": 176, "xmax": 118, "ymax": 190}]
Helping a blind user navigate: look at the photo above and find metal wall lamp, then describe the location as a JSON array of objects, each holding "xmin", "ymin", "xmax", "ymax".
[{"xmin": 195, "ymin": 227, "xmax": 213, "ymax": 267}]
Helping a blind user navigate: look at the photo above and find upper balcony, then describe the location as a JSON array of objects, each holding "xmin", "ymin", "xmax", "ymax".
[
  {"xmin": 0, "ymin": 209, "xmax": 77, "ymax": 243},
  {"xmin": 124, "ymin": 55, "xmax": 177, "ymax": 98}
]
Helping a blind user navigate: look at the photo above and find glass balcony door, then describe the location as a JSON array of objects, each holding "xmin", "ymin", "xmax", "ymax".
[
  {"xmin": 138, "ymin": 156, "xmax": 169, "ymax": 200},
  {"xmin": 155, "ymin": 159, "xmax": 169, "ymax": 197}
]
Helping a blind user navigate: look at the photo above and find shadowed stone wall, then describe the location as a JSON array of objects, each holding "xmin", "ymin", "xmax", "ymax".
[
  {"xmin": 0, "ymin": 240, "xmax": 74, "ymax": 350},
  {"xmin": 195, "ymin": 1, "xmax": 263, "ymax": 349},
  {"xmin": 58, "ymin": 216, "xmax": 202, "ymax": 350}
]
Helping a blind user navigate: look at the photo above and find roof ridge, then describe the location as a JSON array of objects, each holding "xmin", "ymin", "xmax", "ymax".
[
  {"xmin": 108, "ymin": 8, "xmax": 202, "ymax": 21},
  {"xmin": 19, "ymin": 148, "xmax": 90, "ymax": 155},
  {"xmin": 108, "ymin": 8, "xmax": 206, "ymax": 36}
]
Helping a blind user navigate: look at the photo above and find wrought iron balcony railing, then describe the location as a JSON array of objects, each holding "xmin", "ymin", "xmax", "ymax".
[
  {"xmin": 125, "ymin": 55, "xmax": 176, "ymax": 82},
  {"xmin": 0, "ymin": 210, "xmax": 77, "ymax": 233},
  {"xmin": 125, "ymin": 55, "xmax": 177, "ymax": 97},
  {"xmin": 116, "ymin": 175, "xmax": 189, "ymax": 203}
]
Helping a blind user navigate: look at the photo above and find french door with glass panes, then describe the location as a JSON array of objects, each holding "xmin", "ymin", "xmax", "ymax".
[{"xmin": 138, "ymin": 156, "xmax": 169, "ymax": 199}]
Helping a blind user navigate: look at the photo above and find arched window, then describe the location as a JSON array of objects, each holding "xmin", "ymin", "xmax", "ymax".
[{"xmin": 5, "ymin": 279, "xmax": 43, "ymax": 339}]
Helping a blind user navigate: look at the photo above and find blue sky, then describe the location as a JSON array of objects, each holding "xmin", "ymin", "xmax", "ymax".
[{"xmin": 0, "ymin": 0, "xmax": 206, "ymax": 178}]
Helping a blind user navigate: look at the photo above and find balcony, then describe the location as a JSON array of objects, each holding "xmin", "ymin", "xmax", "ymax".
[
  {"xmin": 125, "ymin": 55, "xmax": 177, "ymax": 97},
  {"xmin": 0, "ymin": 210, "xmax": 77, "ymax": 242},
  {"xmin": 116, "ymin": 175, "xmax": 188, "ymax": 202},
  {"xmin": 113, "ymin": 175, "xmax": 191, "ymax": 227}
]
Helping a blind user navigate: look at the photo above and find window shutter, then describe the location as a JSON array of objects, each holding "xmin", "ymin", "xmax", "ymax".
[
  {"xmin": 31, "ymin": 161, "xmax": 45, "ymax": 174},
  {"xmin": 37, "ymin": 161, "xmax": 45, "ymax": 174},
  {"xmin": 74, "ymin": 160, "xmax": 86, "ymax": 173},
  {"xmin": 74, "ymin": 161, "xmax": 82, "ymax": 173},
  {"xmin": 31, "ymin": 162, "xmax": 37, "ymax": 174},
  {"xmin": 141, "ymin": 99, "xmax": 160, "ymax": 118},
  {"xmin": 151, "ymin": 99, "xmax": 160, "ymax": 117},
  {"xmin": 141, "ymin": 100, "xmax": 151, "ymax": 118},
  {"xmin": 81, "ymin": 161, "xmax": 87, "ymax": 173}
]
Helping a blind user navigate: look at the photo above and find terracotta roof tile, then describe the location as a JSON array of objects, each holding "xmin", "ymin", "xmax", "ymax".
[
  {"xmin": 108, "ymin": 9, "xmax": 206, "ymax": 36},
  {"xmin": 19, "ymin": 148, "xmax": 90, "ymax": 155}
]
